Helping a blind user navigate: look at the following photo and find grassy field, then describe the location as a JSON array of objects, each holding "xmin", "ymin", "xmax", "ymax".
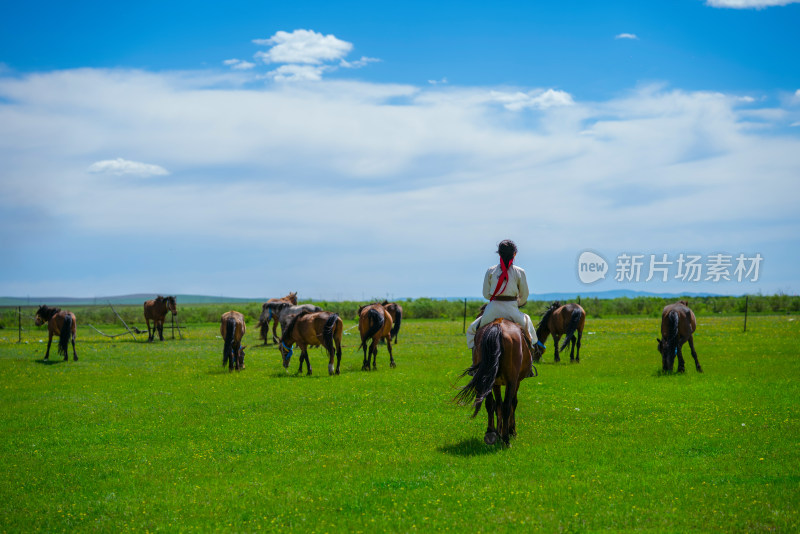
[{"xmin": 0, "ymin": 314, "xmax": 798, "ymax": 532}]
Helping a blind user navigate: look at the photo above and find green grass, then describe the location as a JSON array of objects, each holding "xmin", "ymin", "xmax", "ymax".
[{"xmin": 1, "ymin": 315, "xmax": 798, "ymax": 532}]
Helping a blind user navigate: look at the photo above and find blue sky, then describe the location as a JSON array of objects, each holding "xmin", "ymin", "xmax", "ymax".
[{"xmin": 1, "ymin": 0, "xmax": 799, "ymax": 300}]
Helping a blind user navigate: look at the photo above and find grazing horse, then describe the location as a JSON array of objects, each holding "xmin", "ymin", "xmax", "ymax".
[
  {"xmin": 143, "ymin": 296, "xmax": 177, "ymax": 342},
  {"xmin": 657, "ymin": 301, "xmax": 702, "ymax": 373},
  {"xmin": 257, "ymin": 292, "xmax": 298, "ymax": 344},
  {"xmin": 535, "ymin": 301, "xmax": 585, "ymax": 363},
  {"xmin": 381, "ymin": 300, "xmax": 403, "ymax": 344},
  {"xmin": 455, "ymin": 319, "xmax": 533, "ymax": 445},
  {"xmin": 358, "ymin": 303, "xmax": 395, "ymax": 371},
  {"xmin": 34, "ymin": 305, "xmax": 77, "ymax": 361},
  {"xmin": 220, "ymin": 311, "xmax": 246, "ymax": 371},
  {"xmin": 278, "ymin": 311, "xmax": 344, "ymax": 375}
]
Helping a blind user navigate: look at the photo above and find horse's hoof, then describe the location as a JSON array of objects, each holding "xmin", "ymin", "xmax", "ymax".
[
  {"xmin": 73, "ymin": 357, "xmax": 78, "ymax": 361},
  {"xmin": 390, "ymin": 362, "xmax": 396, "ymax": 369},
  {"xmin": 328, "ymin": 364, "xmax": 335, "ymax": 375},
  {"xmin": 484, "ymin": 432, "xmax": 497, "ymax": 445}
]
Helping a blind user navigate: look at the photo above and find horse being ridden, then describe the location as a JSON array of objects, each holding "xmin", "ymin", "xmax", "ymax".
[
  {"xmin": 455, "ymin": 319, "xmax": 534, "ymax": 445},
  {"xmin": 358, "ymin": 303, "xmax": 395, "ymax": 371},
  {"xmin": 256, "ymin": 292, "xmax": 298, "ymax": 345},
  {"xmin": 143, "ymin": 296, "xmax": 177, "ymax": 342},
  {"xmin": 35, "ymin": 305, "xmax": 77, "ymax": 361},
  {"xmin": 657, "ymin": 301, "xmax": 702, "ymax": 373},
  {"xmin": 381, "ymin": 301, "xmax": 403, "ymax": 344},
  {"xmin": 278, "ymin": 311, "xmax": 344, "ymax": 375},
  {"xmin": 535, "ymin": 301, "xmax": 586, "ymax": 363},
  {"xmin": 221, "ymin": 311, "xmax": 246, "ymax": 371}
]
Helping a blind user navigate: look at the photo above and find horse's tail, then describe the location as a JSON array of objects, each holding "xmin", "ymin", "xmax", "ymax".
[
  {"xmin": 390, "ymin": 308, "xmax": 402, "ymax": 339},
  {"xmin": 665, "ymin": 310, "xmax": 679, "ymax": 354},
  {"xmin": 559, "ymin": 308, "xmax": 583, "ymax": 351},
  {"xmin": 58, "ymin": 314, "xmax": 72, "ymax": 357},
  {"xmin": 322, "ymin": 313, "xmax": 339, "ymax": 357},
  {"xmin": 358, "ymin": 308, "xmax": 384, "ymax": 351},
  {"xmin": 454, "ymin": 322, "xmax": 503, "ymax": 418},
  {"xmin": 223, "ymin": 316, "xmax": 236, "ymax": 366}
]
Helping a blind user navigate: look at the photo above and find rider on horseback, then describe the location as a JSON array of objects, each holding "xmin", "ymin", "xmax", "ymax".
[{"xmin": 466, "ymin": 239, "xmax": 543, "ymax": 354}]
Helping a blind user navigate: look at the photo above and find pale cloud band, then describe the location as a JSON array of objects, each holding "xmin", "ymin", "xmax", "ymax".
[
  {"xmin": 615, "ymin": 33, "xmax": 639, "ymax": 40},
  {"xmin": 706, "ymin": 0, "xmax": 800, "ymax": 8},
  {"xmin": 87, "ymin": 158, "xmax": 169, "ymax": 177}
]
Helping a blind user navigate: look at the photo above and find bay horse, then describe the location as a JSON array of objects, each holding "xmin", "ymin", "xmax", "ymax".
[
  {"xmin": 535, "ymin": 301, "xmax": 585, "ymax": 363},
  {"xmin": 143, "ymin": 295, "xmax": 177, "ymax": 342},
  {"xmin": 34, "ymin": 305, "xmax": 77, "ymax": 361},
  {"xmin": 381, "ymin": 300, "xmax": 403, "ymax": 344},
  {"xmin": 358, "ymin": 303, "xmax": 395, "ymax": 371},
  {"xmin": 657, "ymin": 301, "xmax": 702, "ymax": 373},
  {"xmin": 278, "ymin": 311, "xmax": 344, "ymax": 375},
  {"xmin": 455, "ymin": 319, "xmax": 534, "ymax": 446},
  {"xmin": 257, "ymin": 292, "xmax": 298, "ymax": 345},
  {"xmin": 221, "ymin": 311, "xmax": 246, "ymax": 371}
]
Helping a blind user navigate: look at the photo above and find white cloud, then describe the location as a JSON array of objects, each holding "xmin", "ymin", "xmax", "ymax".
[
  {"xmin": 253, "ymin": 29, "xmax": 353, "ymax": 65},
  {"xmin": 86, "ymin": 158, "xmax": 169, "ymax": 177},
  {"xmin": 615, "ymin": 33, "xmax": 639, "ymax": 40},
  {"xmin": 489, "ymin": 88, "xmax": 575, "ymax": 111},
  {"xmin": 267, "ymin": 64, "xmax": 328, "ymax": 82},
  {"xmin": 339, "ymin": 56, "xmax": 381, "ymax": 69},
  {"xmin": 1, "ymin": 69, "xmax": 798, "ymax": 297},
  {"xmin": 223, "ymin": 58, "xmax": 255, "ymax": 70},
  {"xmin": 706, "ymin": 0, "xmax": 800, "ymax": 8}
]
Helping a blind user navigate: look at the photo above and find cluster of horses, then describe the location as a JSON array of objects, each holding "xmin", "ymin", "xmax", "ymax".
[
  {"xmin": 31, "ymin": 294, "xmax": 702, "ymax": 448},
  {"xmin": 217, "ymin": 293, "xmax": 404, "ymax": 374},
  {"xmin": 456, "ymin": 300, "xmax": 702, "ymax": 446}
]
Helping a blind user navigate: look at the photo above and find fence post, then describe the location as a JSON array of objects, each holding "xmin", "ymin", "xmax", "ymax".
[
  {"xmin": 743, "ymin": 295, "xmax": 748, "ymax": 333},
  {"xmin": 171, "ymin": 313, "xmax": 175, "ymax": 339},
  {"xmin": 18, "ymin": 306, "xmax": 22, "ymax": 343},
  {"xmin": 463, "ymin": 298, "xmax": 467, "ymax": 334}
]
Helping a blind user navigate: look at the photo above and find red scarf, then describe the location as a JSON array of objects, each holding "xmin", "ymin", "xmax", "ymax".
[{"xmin": 489, "ymin": 258, "xmax": 513, "ymax": 301}]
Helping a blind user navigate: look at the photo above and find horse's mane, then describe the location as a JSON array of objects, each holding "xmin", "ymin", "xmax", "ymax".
[
  {"xmin": 536, "ymin": 301, "xmax": 560, "ymax": 330},
  {"xmin": 37, "ymin": 305, "xmax": 60, "ymax": 319},
  {"xmin": 281, "ymin": 309, "xmax": 312, "ymax": 344}
]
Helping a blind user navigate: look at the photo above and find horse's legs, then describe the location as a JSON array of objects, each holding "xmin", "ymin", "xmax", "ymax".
[
  {"xmin": 575, "ymin": 330, "xmax": 582, "ymax": 363},
  {"xmin": 369, "ymin": 339, "xmax": 377, "ymax": 370},
  {"xmin": 553, "ymin": 334, "xmax": 561, "ymax": 362},
  {"xmin": 44, "ymin": 332, "xmax": 53, "ymax": 360},
  {"xmin": 303, "ymin": 349, "xmax": 312, "ymax": 375},
  {"xmin": 272, "ymin": 320, "xmax": 280, "ymax": 345},
  {"xmin": 157, "ymin": 320, "xmax": 164, "ymax": 341},
  {"xmin": 335, "ymin": 339, "xmax": 342, "ymax": 375},
  {"xmin": 510, "ymin": 394, "xmax": 518, "ymax": 437},
  {"xmin": 361, "ymin": 339, "xmax": 370, "ymax": 371},
  {"xmin": 484, "ymin": 394, "xmax": 497, "ymax": 445},
  {"xmin": 500, "ymin": 382, "xmax": 518, "ymax": 445},
  {"xmin": 492, "ymin": 386, "xmax": 504, "ymax": 441},
  {"xmin": 387, "ymin": 338, "xmax": 396, "ymax": 368},
  {"xmin": 688, "ymin": 335, "xmax": 702, "ymax": 373},
  {"xmin": 71, "ymin": 331, "xmax": 78, "ymax": 361},
  {"xmin": 676, "ymin": 340, "xmax": 687, "ymax": 373},
  {"xmin": 146, "ymin": 318, "xmax": 153, "ymax": 342}
]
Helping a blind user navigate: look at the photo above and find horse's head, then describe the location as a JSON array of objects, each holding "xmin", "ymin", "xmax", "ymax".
[
  {"xmin": 166, "ymin": 296, "xmax": 177, "ymax": 315},
  {"xmin": 279, "ymin": 341, "xmax": 294, "ymax": 368},
  {"xmin": 34, "ymin": 305, "xmax": 47, "ymax": 326},
  {"xmin": 656, "ymin": 337, "xmax": 676, "ymax": 371},
  {"xmin": 287, "ymin": 292, "xmax": 298, "ymax": 305}
]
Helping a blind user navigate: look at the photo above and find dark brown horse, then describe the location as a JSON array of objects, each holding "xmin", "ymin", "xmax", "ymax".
[
  {"xmin": 381, "ymin": 300, "xmax": 403, "ymax": 344},
  {"xmin": 143, "ymin": 296, "xmax": 177, "ymax": 342},
  {"xmin": 535, "ymin": 301, "xmax": 586, "ymax": 363},
  {"xmin": 455, "ymin": 319, "xmax": 534, "ymax": 445},
  {"xmin": 657, "ymin": 301, "xmax": 702, "ymax": 373},
  {"xmin": 278, "ymin": 311, "xmax": 344, "ymax": 375},
  {"xmin": 221, "ymin": 311, "xmax": 246, "ymax": 371},
  {"xmin": 35, "ymin": 305, "xmax": 77, "ymax": 361},
  {"xmin": 358, "ymin": 303, "xmax": 395, "ymax": 371},
  {"xmin": 257, "ymin": 292, "xmax": 298, "ymax": 345}
]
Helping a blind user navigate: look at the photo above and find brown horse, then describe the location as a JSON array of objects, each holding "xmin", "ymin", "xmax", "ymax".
[
  {"xmin": 35, "ymin": 305, "xmax": 77, "ymax": 361},
  {"xmin": 278, "ymin": 311, "xmax": 344, "ymax": 375},
  {"xmin": 220, "ymin": 311, "xmax": 246, "ymax": 371},
  {"xmin": 381, "ymin": 300, "xmax": 403, "ymax": 344},
  {"xmin": 657, "ymin": 301, "xmax": 702, "ymax": 373},
  {"xmin": 358, "ymin": 303, "xmax": 395, "ymax": 371},
  {"xmin": 455, "ymin": 319, "xmax": 533, "ymax": 445},
  {"xmin": 535, "ymin": 301, "xmax": 586, "ymax": 363},
  {"xmin": 257, "ymin": 292, "xmax": 298, "ymax": 345},
  {"xmin": 143, "ymin": 296, "xmax": 177, "ymax": 342}
]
